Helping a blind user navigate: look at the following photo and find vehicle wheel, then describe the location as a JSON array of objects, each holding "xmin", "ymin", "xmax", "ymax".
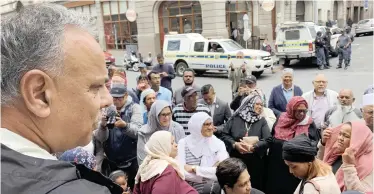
[
  {"xmin": 355, "ymin": 33, "xmax": 361, "ymax": 37},
  {"xmin": 195, "ymin": 70, "xmax": 206, "ymax": 76},
  {"xmin": 252, "ymin": 70, "xmax": 264, "ymax": 78},
  {"xmin": 284, "ymin": 59, "xmax": 291, "ymax": 66},
  {"xmin": 175, "ymin": 61, "xmax": 188, "ymax": 77},
  {"xmin": 132, "ymin": 63, "xmax": 139, "ymax": 72},
  {"xmin": 126, "ymin": 66, "xmax": 129, "ymax": 70}
]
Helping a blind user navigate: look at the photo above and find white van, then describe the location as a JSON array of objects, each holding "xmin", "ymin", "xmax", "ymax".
[
  {"xmin": 275, "ymin": 22, "xmax": 338, "ymax": 66},
  {"xmin": 163, "ymin": 33, "xmax": 273, "ymax": 77}
]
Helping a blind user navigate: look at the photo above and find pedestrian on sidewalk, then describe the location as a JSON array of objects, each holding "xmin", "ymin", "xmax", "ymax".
[{"xmin": 315, "ymin": 31, "xmax": 328, "ymax": 70}]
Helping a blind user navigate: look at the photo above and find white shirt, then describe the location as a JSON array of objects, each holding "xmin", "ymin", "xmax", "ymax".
[{"xmin": 0, "ymin": 128, "xmax": 57, "ymax": 160}]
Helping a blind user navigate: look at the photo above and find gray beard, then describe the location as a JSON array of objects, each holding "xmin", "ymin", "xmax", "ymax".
[{"xmin": 340, "ymin": 105, "xmax": 352, "ymax": 114}]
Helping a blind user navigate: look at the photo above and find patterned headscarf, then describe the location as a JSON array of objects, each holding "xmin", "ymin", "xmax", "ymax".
[
  {"xmin": 59, "ymin": 147, "xmax": 96, "ymax": 170},
  {"xmin": 236, "ymin": 95, "xmax": 262, "ymax": 123},
  {"xmin": 274, "ymin": 96, "xmax": 313, "ymax": 141}
]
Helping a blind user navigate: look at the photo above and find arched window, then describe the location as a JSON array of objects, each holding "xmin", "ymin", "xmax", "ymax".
[
  {"xmin": 158, "ymin": 1, "xmax": 202, "ymax": 49},
  {"xmin": 226, "ymin": 0, "xmax": 250, "ymax": 48}
]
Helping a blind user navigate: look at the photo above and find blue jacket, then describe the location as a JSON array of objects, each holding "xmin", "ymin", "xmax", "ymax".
[{"xmin": 268, "ymin": 84, "xmax": 303, "ymax": 118}]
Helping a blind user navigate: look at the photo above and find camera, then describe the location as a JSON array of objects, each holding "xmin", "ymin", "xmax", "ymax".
[{"xmin": 105, "ymin": 106, "xmax": 118, "ymax": 129}]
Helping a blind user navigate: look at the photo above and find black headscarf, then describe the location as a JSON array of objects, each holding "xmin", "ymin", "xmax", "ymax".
[{"xmin": 282, "ymin": 134, "xmax": 317, "ymax": 163}]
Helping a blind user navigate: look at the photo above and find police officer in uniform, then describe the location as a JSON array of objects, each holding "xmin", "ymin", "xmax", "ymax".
[
  {"xmin": 345, "ymin": 26, "xmax": 354, "ymax": 65},
  {"xmin": 323, "ymin": 27, "xmax": 332, "ymax": 67},
  {"xmin": 315, "ymin": 31, "xmax": 328, "ymax": 70},
  {"xmin": 336, "ymin": 27, "xmax": 352, "ymax": 70}
]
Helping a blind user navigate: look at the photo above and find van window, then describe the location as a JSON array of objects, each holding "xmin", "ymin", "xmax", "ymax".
[
  {"xmin": 194, "ymin": 42, "xmax": 205, "ymax": 52},
  {"xmin": 358, "ymin": 19, "xmax": 369, "ymax": 24},
  {"xmin": 285, "ymin": 30, "xmax": 300, "ymax": 40},
  {"xmin": 167, "ymin": 40, "xmax": 181, "ymax": 51},
  {"xmin": 308, "ymin": 27, "xmax": 317, "ymax": 38}
]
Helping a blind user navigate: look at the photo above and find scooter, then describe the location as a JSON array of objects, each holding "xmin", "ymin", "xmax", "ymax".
[{"xmin": 124, "ymin": 51, "xmax": 139, "ymax": 72}]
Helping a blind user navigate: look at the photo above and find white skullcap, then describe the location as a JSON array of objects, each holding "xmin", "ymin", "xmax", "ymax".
[{"xmin": 362, "ymin": 93, "xmax": 374, "ymax": 106}]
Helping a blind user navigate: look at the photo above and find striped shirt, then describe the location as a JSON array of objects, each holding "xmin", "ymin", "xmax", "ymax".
[
  {"xmin": 172, "ymin": 103, "xmax": 211, "ymax": 135},
  {"xmin": 185, "ymin": 144, "xmax": 207, "ymax": 193}
]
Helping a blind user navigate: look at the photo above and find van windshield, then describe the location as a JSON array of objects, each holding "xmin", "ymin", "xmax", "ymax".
[
  {"xmin": 220, "ymin": 40, "xmax": 244, "ymax": 51},
  {"xmin": 285, "ymin": 30, "xmax": 300, "ymax": 40}
]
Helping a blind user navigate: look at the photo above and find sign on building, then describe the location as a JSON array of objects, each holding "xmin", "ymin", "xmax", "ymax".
[{"xmin": 364, "ymin": 0, "xmax": 369, "ymax": 10}]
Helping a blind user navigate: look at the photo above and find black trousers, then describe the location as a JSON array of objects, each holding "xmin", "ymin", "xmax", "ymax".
[{"xmin": 101, "ymin": 157, "xmax": 138, "ymax": 190}]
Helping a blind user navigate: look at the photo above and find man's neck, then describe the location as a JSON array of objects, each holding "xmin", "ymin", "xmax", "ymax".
[
  {"xmin": 283, "ymin": 84, "xmax": 292, "ymax": 90},
  {"xmin": 183, "ymin": 103, "xmax": 196, "ymax": 112},
  {"xmin": 152, "ymin": 85, "xmax": 160, "ymax": 92},
  {"xmin": 185, "ymin": 83, "xmax": 193, "ymax": 87},
  {"xmin": 1, "ymin": 106, "xmax": 52, "ymax": 153},
  {"xmin": 314, "ymin": 90, "xmax": 325, "ymax": 97}
]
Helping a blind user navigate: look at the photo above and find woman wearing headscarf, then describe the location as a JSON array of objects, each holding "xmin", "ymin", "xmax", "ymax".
[
  {"xmin": 177, "ymin": 112, "xmax": 229, "ymax": 193},
  {"xmin": 133, "ymin": 131, "xmax": 197, "ymax": 194},
  {"xmin": 137, "ymin": 100, "xmax": 185, "ymax": 165},
  {"xmin": 140, "ymin": 88, "xmax": 156, "ymax": 124},
  {"xmin": 59, "ymin": 147, "xmax": 97, "ymax": 170},
  {"xmin": 220, "ymin": 94, "xmax": 271, "ymax": 192},
  {"xmin": 283, "ymin": 134, "xmax": 341, "ymax": 194},
  {"xmin": 317, "ymin": 121, "xmax": 373, "ymax": 192},
  {"xmin": 251, "ymin": 96, "xmax": 320, "ymax": 194}
]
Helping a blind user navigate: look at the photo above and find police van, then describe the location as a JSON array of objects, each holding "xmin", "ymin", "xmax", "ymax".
[
  {"xmin": 163, "ymin": 33, "xmax": 273, "ymax": 77},
  {"xmin": 275, "ymin": 22, "xmax": 339, "ymax": 66}
]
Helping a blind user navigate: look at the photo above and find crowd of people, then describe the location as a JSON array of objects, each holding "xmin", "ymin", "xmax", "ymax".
[{"xmin": 1, "ymin": 3, "xmax": 373, "ymax": 194}]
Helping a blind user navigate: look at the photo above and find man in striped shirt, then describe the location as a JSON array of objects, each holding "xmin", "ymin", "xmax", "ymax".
[{"xmin": 172, "ymin": 86, "xmax": 211, "ymax": 135}]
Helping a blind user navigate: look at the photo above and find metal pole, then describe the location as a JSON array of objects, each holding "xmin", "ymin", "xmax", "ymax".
[{"xmin": 314, "ymin": 1, "xmax": 318, "ymax": 24}]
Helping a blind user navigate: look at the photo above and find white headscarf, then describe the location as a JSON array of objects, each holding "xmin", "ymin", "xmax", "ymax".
[
  {"xmin": 135, "ymin": 131, "xmax": 184, "ymax": 184},
  {"xmin": 185, "ymin": 112, "xmax": 222, "ymax": 165}
]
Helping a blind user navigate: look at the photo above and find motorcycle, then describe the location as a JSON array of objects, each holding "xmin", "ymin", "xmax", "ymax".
[{"xmin": 123, "ymin": 51, "xmax": 139, "ymax": 72}]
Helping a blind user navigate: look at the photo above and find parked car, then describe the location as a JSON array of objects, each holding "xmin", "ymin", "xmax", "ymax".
[
  {"xmin": 355, "ymin": 18, "xmax": 374, "ymax": 36},
  {"xmin": 163, "ymin": 33, "xmax": 273, "ymax": 77},
  {"xmin": 104, "ymin": 51, "xmax": 116, "ymax": 68}
]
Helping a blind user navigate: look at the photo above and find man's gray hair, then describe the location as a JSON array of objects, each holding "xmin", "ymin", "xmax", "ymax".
[
  {"xmin": 1, "ymin": 3, "xmax": 98, "ymax": 106},
  {"xmin": 282, "ymin": 68, "xmax": 294, "ymax": 76}
]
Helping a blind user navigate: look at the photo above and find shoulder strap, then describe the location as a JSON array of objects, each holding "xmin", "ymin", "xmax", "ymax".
[{"xmin": 305, "ymin": 180, "xmax": 320, "ymax": 193}]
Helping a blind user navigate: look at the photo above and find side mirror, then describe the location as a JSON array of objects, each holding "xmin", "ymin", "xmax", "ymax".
[{"xmin": 217, "ymin": 48, "xmax": 224, "ymax": 53}]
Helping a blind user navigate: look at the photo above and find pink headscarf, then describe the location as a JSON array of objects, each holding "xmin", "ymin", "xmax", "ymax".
[
  {"xmin": 274, "ymin": 96, "xmax": 313, "ymax": 141},
  {"xmin": 323, "ymin": 121, "xmax": 373, "ymax": 191}
]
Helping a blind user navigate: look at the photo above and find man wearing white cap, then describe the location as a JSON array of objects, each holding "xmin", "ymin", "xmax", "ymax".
[{"xmin": 362, "ymin": 93, "xmax": 373, "ymax": 131}]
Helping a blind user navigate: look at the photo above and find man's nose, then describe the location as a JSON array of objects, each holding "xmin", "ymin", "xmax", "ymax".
[{"xmin": 100, "ymin": 88, "xmax": 113, "ymax": 108}]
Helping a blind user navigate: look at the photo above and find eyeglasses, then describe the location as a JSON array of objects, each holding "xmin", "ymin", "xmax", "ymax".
[
  {"xmin": 314, "ymin": 80, "xmax": 327, "ymax": 84},
  {"xmin": 295, "ymin": 109, "xmax": 308, "ymax": 114}
]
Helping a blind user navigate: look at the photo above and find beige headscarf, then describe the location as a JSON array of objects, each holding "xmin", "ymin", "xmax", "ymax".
[{"xmin": 135, "ymin": 131, "xmax": 184, "ymax": 184}]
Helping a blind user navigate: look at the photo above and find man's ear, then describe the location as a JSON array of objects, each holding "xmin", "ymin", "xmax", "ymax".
[
  {"xmin": 352, "ymin": 97, "xmax": 355, "ymax": 103},
  {"xmin": 20, "ymin": 70, "xmax": 53, "ymax": 118}
]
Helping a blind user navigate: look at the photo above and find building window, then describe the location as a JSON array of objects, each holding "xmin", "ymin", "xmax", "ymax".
[
  {"xmin": 226, "ymin": 0, "xmax": 250, "ymax": 48},
  {"xmin": 101, "ymin": 1, "xmax": 138, "ymax": 50},
  {"xmin": 158, "ymin": 1, "xmax": 202, "ymax": 50}
]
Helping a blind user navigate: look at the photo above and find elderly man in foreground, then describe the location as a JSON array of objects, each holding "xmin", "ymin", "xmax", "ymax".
[{"xmin": 1, "ymin": 3, "xmax": 123, "ymax": 193}]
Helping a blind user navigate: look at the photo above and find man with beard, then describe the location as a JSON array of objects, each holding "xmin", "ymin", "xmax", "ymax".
[
  {"xmin": 95, "ymin": 84, "xmax": 143, "ymax": 189},
  {"xmin": 362, "ymin": 92, "xmax": 373, "ymax": 131},
  {"xmin": 302, "ymin": 74, "xmax": 338, "ymax": 129},
  {"xmin": 324, "ymin": 89, "xmax": 362, "ymax": 127},
  {"xmin": 172, "ymin": 86, "xmax": 211, "ymax": 135},
  {"xmin": 173, "ymin": 68, "xmax": 202, "ymax": 105}
]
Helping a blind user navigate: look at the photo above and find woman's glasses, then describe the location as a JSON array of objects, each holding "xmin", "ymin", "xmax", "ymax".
[{"xmin": 295, "ymin": 109, "xmax": 308, "ymax": 114}]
